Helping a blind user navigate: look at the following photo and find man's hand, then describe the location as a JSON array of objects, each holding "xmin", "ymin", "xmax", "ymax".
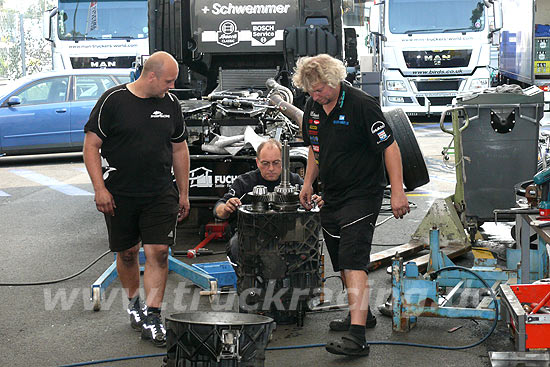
[
  {"xmin": 391, "ymin": 190, "xmax": 410, "ymax": 219},
  {"xmin": 300, "ymin": 185, "xmax": 314, "ymax": 210},
  {"xmin": 222, "ymin": 197, "xmax": 242, "ymax": 217},
  {"xmin": 178, "ymin": 194, "xmax": 190, "ymax": 221},
  {"xmin": 94, "ymin": 187, "xmax": 116, "ymax": 216}
]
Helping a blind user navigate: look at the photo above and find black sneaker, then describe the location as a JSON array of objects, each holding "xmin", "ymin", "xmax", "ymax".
[
  {"xmin": 329, "ymin": 308, "xmax": 376, "ymax": 331},
  {"xmin": 127, "ymin": 298, "xmax": 147, "ymax": 331},
  {"xmin": 325, "ymin": 335, "xmax": 370, "ymax": 356},
  {"xmin": 141, "ymin": 313, "xmax": 166, "ymax": 347}
]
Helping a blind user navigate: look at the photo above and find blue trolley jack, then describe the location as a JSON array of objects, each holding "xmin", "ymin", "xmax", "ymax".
[
  {"xmin": 90, "ymin": 248, "xmax": 219, "ymax": 311},
  {"xmin": 392, "ymin": 227, "xmax": 512, "ymax": 332}
]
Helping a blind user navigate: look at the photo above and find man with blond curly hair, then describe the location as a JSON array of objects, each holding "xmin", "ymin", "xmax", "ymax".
[{"xmin": 294, "ymin": 54, "xmax": 409, "ymax": 357}]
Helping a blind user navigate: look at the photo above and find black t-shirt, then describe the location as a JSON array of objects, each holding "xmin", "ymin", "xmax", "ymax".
[
  {"xmin": 214, "ymin": 169, "xmax": 303, "ymax": 219},
  {"xmin": 302, "ymin": 82, "xmax": 394, "ymax": 207},
  {"xmin": 84, "ymin": 84, "xmax": 188, "ymax": 196}
]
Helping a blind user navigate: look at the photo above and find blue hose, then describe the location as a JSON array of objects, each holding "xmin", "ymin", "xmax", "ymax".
[
  {"xmin": 59, "ymin": 266, "xmax": 499, "ymax": 366},
  {"xmin": 59, "ymin": 353, "xmax": 165, "ymax": 367}
]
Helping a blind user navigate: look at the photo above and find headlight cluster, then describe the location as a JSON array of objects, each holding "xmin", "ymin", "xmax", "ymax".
[
  {"xmin": 386, "ymin": 80, "xmax": 407, "ymax": 91},
  {"xmin": 470, "ymin": 78, "xmax": 489, "ymax": 91}
]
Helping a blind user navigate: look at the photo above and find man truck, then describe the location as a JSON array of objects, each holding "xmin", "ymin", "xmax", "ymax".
[
  {"xmin": 43, "ymin": 0, "xmax": 149, "ymax": 70},
  {"xmin": 366, "ymin": 0, "xmax": 501, "ymax": 115}
]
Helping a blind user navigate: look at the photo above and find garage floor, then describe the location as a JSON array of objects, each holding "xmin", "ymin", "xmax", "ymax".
[{"xmin": 2, "ymin": 120, "xmax": 544, "ymax": 367}]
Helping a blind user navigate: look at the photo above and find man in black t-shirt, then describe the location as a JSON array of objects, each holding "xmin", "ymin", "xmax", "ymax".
[
  {"xmin": 83, "ymin": 51, "xmax": 190, "ymax": 347},
  {"xmin": 293, "ymin": 54, "xmax": 410, "ymax": 357},
  {"xmin": 214, "ymin": 139, "xmax": 319, "ymax": 264}
]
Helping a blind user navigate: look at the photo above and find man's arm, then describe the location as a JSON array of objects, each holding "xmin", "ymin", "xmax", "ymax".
[
  {"xmin": 173, "ymin": 140, "xmax": 190, "ymax": 221},
  {"xmin": 299, "ymin": 145, "xmax": 320, "ymax": 210},
  {"xmin": 384, "ymin": 141, "xmax": 410, "ymax": 219},
  {"xmin": 215, "ymin": 196, "xmax": 242, "ymax": 220},
  {"xmin": 215, "ymin": 178, "xmax": 247, "ymax": 220},
  {"xmin": 83, "ymin": 132, "xmax": 115, "ymax": 216}
]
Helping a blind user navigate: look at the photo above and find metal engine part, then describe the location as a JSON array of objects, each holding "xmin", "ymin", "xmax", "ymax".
[
  {"xmin": 236, "ymin": 143, "xmax": 320, "ymax": 326},
  {"xmin": 248, "ymin": 140, "xmax": 300, "ymax": 212},
  {"xmin": 181, "ymin": 81, "xmax": 301, "ymax": 156},
  {"xmin": 236, "ymin": 206, "xmax": 322, "ymax": 326}
]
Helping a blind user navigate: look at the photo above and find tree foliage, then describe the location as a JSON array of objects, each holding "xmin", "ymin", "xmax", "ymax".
[{"xmin": 0, "ymin": 0, "xmax": 56, "ymax": 79}]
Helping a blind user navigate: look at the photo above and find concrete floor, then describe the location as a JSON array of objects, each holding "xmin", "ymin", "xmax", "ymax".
[{"xmin": 1, "ymin": 116, "xmax": 545, "ymax": 367}]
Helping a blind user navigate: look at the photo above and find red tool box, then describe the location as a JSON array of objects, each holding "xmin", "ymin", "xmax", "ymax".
[{"xmin": 500, "ymin": 283, "xmax": 550, "ymax": 351}]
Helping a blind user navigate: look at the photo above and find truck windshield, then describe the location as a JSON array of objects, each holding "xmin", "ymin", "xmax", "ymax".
[
  {"xmin": 57, "ymin": 0, "xmax": 148, "ymax": 40},
  {"xmin": 388, "ymin": 0, "xmax": 486, "ymax": 34}
]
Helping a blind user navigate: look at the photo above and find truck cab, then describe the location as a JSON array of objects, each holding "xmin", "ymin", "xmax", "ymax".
[
  {"xmin": 43, "ymin": 0, "xmax": 149, "ymax": 70},
  {"xmin": 369, "ymin": 0, "xmax": 500, "ymax": 116}
]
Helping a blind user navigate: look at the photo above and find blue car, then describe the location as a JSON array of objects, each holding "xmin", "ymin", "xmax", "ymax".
[{"xmin": 0, "ymin": 69, "xmax": 130, "ymax": 156}]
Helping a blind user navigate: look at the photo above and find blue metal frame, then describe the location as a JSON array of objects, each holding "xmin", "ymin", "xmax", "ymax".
[
  {"xmin": 392, "ymin": 228, "xmax": 510, "ymax": 332},
  {"xmin": 91, "ymin": 248, "xmax": 217, "ymax": 310}
]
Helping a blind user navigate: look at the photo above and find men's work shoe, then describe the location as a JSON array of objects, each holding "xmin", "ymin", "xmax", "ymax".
[
  {"xmin": 325, "ymin": 335, "xmax": 370, "ymax": 357},
  {"xmin": 329, "ymin": 308, "xmax": 376, "ymax": 331},
  {"xmin": 378, "ymin": 296, "xmax": 393, "ymax": 317},
  {"xmin": 127, "ymin": 298, "xmax": 147, "ymax": 331},
  {"xmin": 141, "ymin": 313, "xmax": 166, "ymax": 347}
]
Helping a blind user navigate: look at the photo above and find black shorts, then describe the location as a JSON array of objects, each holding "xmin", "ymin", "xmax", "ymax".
[
  {"xmin": 320, "ymin": 194, "xmax": 383, "ymax": 272},
  {"xmin": 104, "ymin": 186, "xmax": 179, "ymax": 252}
]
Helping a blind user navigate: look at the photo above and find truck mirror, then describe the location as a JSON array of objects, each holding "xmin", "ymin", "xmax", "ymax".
[
  {"xmin": 42, "ymin": 11, "xmax": 51, "ymax": 40},
  {"xmin": 369, "ymin": 2, "xmax": 381, "ymax": 35},
  {"xmin": 492, "ymin": 1, "xmax": 503, "ymax": 32},
  {"xmin": 43, "ymin": 7, "xmax": 57, "ymax": 41}
]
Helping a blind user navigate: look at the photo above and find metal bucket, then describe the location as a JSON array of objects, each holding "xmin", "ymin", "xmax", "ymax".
[{"xmin": 164, "ymin": 312, "xmax": 275, "ymax": 367}]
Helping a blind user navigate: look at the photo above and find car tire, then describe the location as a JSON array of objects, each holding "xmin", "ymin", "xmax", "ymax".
[{"xmin": 383, "ymin": 108, "xmax": 430, "ymax": 191}]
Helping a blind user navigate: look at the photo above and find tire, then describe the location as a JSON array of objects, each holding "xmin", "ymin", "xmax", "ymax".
[{"xmin": 383, "ymin": 108, "xmax": 430, "ymax": 190}]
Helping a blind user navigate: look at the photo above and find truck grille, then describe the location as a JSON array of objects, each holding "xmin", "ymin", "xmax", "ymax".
[
  {"xmin": 403, "ymin": 50, "xmax": 471, "ymax": 68},
  {"xmin": 414, "ymin": 80, "xmax": 461, "ymax": 91},
  {"xmin": 417, "ymin": 96, "xmax": 454, "ymax": 106},
  {"xmin": 70, "ymin": 56, "xmax": 135, "ymax": 69}
]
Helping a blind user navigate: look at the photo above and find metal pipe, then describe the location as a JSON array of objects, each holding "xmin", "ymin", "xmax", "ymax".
[
  {"xmin": 266, "ymin": 78, "xmax": 293, "ymax": 104},
  {"xmin": 269, "ymin": 93, "xmax": 304, "ymax": 128},
  {"xmin": 281, "ymin": 140, "xmax": 290, "ymax": 186}
]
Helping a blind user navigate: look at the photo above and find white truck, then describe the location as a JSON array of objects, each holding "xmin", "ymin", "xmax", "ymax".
[
  {"xmin": 43, "ymin": 0, "xmax": 149, "ymax": 70},
  {"xmin": 498, "ymin": 0, "xmax": 550, "ymax": 109},
  {"xmin": 367, "ymin": 0, "xmax": 502, "ymax": 115}
]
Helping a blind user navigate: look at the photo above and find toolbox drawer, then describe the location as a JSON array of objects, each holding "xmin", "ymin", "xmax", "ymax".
[{"xmin": 500, "ymin": 283, "xmax": 550, "ymax": 351}]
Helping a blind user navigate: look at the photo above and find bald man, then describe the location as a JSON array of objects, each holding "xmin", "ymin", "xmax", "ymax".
[{"xmin": 83, "ymin": 51, "xmax": 190, "ymax": 347}]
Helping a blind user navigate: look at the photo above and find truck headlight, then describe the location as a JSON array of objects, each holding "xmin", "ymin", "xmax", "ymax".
[
  {"xmin": 386, "ymin": 80, "xmax": 407, "ymax": 91},
  {"xmin": 470, "ymin": 78, "xmax": 489, "ymax": 91}
]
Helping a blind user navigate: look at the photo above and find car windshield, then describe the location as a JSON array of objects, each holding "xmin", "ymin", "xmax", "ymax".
[
  {"xmin": 57, "ymin": 0, "xmax": 148, "ymax": 40},
  {"xmin": 388, "ymin": 0, "xmax": 486, "ymax": 34}
]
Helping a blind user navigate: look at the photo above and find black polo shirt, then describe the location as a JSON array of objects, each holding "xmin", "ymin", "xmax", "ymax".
[
  {"xmin": 302, "ymin": 82, "xmax": 394, "ymax": 207},
  {"xmin": 84, "ymin": 84, "xmax": 187, "ymax": 196}
]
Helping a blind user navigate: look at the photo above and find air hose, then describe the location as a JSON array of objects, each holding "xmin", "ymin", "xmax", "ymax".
[{"xmin": 0, "ymin": 250, "xmax": 112, "ymax": 286}]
